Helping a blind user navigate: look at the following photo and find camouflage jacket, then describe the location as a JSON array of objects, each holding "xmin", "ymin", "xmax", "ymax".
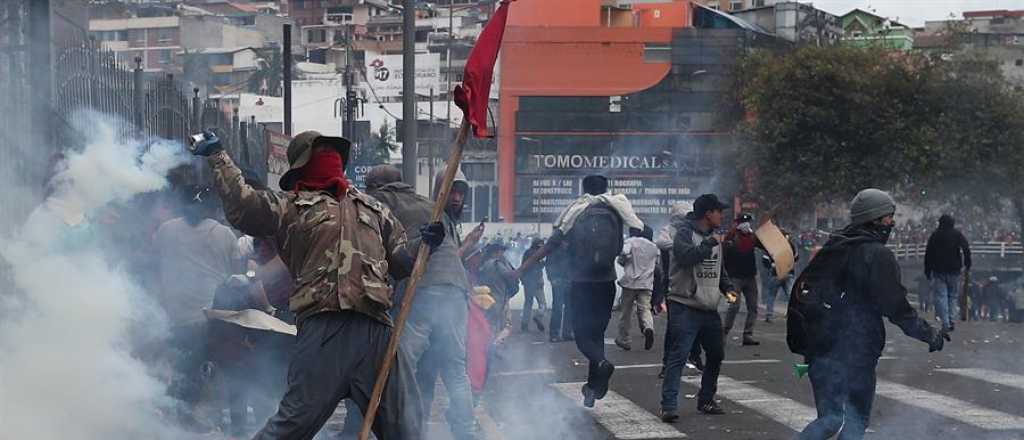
[{"xmin": 209, "ymin": 151, "xmax": 413, "ymax": 326}]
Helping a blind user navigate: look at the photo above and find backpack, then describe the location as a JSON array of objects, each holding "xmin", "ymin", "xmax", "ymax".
[
  {"xmin": 786, "ymin": 237, "xmax": 869, "ymax": 357},
  {"xmin": 568, "ymin": 203, "xmax": 623, "ymax": 280}
]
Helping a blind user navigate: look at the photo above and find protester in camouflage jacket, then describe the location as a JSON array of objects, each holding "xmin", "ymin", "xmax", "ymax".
[
  {"xmin": 195, "ymin": 130, "xmax": 441, "ymax": 440},
  {"xmin": 210, "ymin": 150, "xmax": 414, "ymax": 325}
]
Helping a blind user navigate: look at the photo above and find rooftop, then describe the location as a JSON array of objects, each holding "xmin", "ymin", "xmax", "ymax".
[{"xmin": 89, "ymin": 16, "xmax": 180, "ymax": 31}]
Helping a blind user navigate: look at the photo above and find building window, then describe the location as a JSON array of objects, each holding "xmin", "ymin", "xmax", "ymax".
[
  {"xmin": 128, "ymin": 29, "xmax": 145, "ymax": 44},
  {"xmin": 158, "ymin": 49, "xmax": 171, "ymax": 64},
  {"xmin": 308, "ymin": 29, "xmax": 327, "ymax": 43},
  {"xmin": 729, "ymin": 0, "xmax": 743, "ymax": 11},
  {"xmin": 707, "ymin": 1, "xmax": 720, "ymax": 10},
  {"xmin": 157, "ymin": 28, "xmax": 174, "ymax": 44},
  {"xmin": 752, "ymin": 0, "xmax": 765, "ymax": 6}
]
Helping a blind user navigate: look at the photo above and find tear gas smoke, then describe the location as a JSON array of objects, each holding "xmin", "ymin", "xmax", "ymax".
[{"xmin": 0, "ymin": 110, "xmax": 189, "ymax": 439}]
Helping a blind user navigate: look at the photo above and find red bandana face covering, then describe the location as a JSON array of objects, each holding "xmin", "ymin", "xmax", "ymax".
[{"xmin": 294, "ymin": 149, "xmax": 350, "ymax": 198}]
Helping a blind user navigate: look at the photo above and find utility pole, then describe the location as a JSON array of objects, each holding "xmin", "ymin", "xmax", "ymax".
[
  {"xmin": 283, "ymin": 23, "xmax": 293, "ymax": 136},
  {"xmin": 401, "ymin": 0, "xmax": 417, "ymax": 188},
  {"xmin": 343, "ymin": 25, "xmax": 355, "ymax": 141},
  {"xmin": 428, "ymin": 88, "xmax": 435, "ymax": 195}
]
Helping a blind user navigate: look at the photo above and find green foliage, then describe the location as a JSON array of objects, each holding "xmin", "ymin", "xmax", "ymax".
[
  {"xmin": 734, "ymin": 46, "xmax": 1024, "ymax": 222},
  {"xmin": 350, "ymin": 120, "xmax": 397, "ymax": 167}
]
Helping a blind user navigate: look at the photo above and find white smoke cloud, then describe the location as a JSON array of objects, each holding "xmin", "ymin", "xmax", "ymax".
[{"xmin": 0, "ymin": 110, "xmax": 190, "ymax": 439}]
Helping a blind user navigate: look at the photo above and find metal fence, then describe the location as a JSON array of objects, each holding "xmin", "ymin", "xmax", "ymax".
[
  {"xmin": 51, "ymin": 41, "xmax": 270, "ymax": 182},
  {"xmin": 890, "ymin": 242, "xmax": 1024, "ymax": 260}
]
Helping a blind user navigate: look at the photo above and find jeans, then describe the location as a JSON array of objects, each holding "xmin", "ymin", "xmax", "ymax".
[
  {"xmin": 763, "ymin": 274, "xmax": 793, "ymax": 320},
  {"xmin": 399, "ymin": 286, "xmax": 478, "ymax": 440},
  {"xmin": 521, "ymin": 283, "xmax": 547, "ymax": 330},
  {"xmin": 932, "ymin": 271, "xmax": 961, "ymax": 330},
  {"xmin": 799, "ymin": 353, "xmax": 878, "ymax": 440},
  {"xmin": 616, "ymin": 287, "xmax": 653, "ymax": 344},
  {"xmin": 722, "ymin": 277, "xmax": 759, "ymax": 336},
  {"xmin": 571, "ymin": 281, "xmax": 616, "ymax": 384},
  {"xmin": 549, "ymin": 279, "xmax": 574, "ymax": 339},
  {"xmin": 252, "ymin": 312, "xmax": 421, "ymax": 440},
  {"xmin": 661, "ymin": 302, "xmax": 725, "ymax": 410}
]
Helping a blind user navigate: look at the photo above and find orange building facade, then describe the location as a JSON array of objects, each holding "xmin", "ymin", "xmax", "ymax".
[{"xmin": 498, "ymin": 0, "xmax": 768, "ymax": 223}]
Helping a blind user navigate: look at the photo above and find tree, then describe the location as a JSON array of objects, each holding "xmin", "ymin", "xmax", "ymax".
[{"xmin": 733, "ymin": 46, "xmax": 1024, "ymax": 231}]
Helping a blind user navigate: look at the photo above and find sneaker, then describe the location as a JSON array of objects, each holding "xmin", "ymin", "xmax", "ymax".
[
  {"xmin": 582, "ymin": 384, "xmax": 596, "ymax": 408},
  {"xmin": 593, "ymin": 361, "xmax": 616, "ymax": 400},
  {"xmin": 742, "ymin": 337, "xmax": 761, "ymax": 346},
  {"xmin": 698, "ymin": 401, "xmax": 726, "ymax": 415},
  {"xmin": 643, "ymin": 328, "xmax": 655, "ymax": 351},
  {"xmin": 658, "ymin": 366, "xmax": 665, "ymax": 379},
  {"xmin": 614, "ymin": 338, "xmax": 632, "ymax": 351},
  {"xmin": 660, "ymin": 410, "xmax": 679, "ymax": 423}
]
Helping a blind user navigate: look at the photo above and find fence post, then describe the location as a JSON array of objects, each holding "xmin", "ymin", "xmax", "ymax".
[
  {"xmin": 1001, "ymin": 242, "xmax": 1006, "ymax": 258},
  {"xmin": 239, "ymin": 119, "xmax": 249, "ymax": 168},
  {"xmin": 133, "ymin": 57, "xmax": 144, "ymax": 132},
  {"xmin": 192, "ymin": 88, "xmax": 201, "ymax": 134}
]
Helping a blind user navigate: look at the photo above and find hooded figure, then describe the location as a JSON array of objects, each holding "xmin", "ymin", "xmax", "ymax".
[
  {"xmin": 193, "ymin": 130, "xmax": 446, "ymax": 440},
  {"xmin": 924, "ymin": 214, "xmax": 972, "ymax": 331},
  {"xmin": 365, "ymin": 164, "xmax": 482, "ymax": 440},
  {"xmin": 798, "ymin": 188, "xmax": 947, "ymax": 440}
]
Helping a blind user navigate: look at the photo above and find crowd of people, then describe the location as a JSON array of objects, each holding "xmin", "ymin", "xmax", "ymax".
[{"xmin": 49, "ymin": 128, "xmax": 1014, "ymax": 440}]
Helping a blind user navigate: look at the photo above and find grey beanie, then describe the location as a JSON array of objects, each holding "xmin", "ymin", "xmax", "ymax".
[{"xmin": 850, "ymin": 188, "xmax": 896, "ymax": 225}]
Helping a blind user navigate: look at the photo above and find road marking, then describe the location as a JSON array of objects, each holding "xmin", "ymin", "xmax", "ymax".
[
  {"xmin": 614, "ymin": 359, "xmax": 782, "ymax": 371},
  {"xmin": 682, "ymin": 375, "xmax": 816, "ymax": 431},
  {"xmin": 939, "ymin": 368, "xmax": 1024, "ymax": 392},
  {"xmin": 876, "ymin": 380, "xmax": 1024, "ymax": 430},
  {"xmin": 551, "ymin": 382, "xmax": 687, "ymax": 439},
  {"xmin": 494, "ymin": 368, "xmax": 556, "ymax": 377}
]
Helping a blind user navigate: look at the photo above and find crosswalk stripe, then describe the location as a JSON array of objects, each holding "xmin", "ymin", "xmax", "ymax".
[
  {"xmin": 876, "ymin": 380, "xmax": 1024, "ymax": 430},
  {"xmin": 683, "ymin": 375, "xmax": 816, "ymax": 431},
  {"xmin": 551, "ymin": 382, "xmax": 687, "ymax": 439},
  {"xmin": 940, "ymin": 367, "xmax": 1024, "ymax": 393}
]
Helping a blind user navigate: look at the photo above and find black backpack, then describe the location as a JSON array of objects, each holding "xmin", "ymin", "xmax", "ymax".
[
  {"xmin": 568, "ymin": 203, "xmax": 623, "ymax": 280},
  {"xmin": 786, "ymin": 237, "xmax": 869, "ymax": 357}
]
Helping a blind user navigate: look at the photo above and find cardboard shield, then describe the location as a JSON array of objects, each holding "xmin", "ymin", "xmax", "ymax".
[
  {"xmin": 755, "ymin": 220, "xmax": 795, "ymax": 280},
  {"xmin": 204, "ymin": 308, "xmax": 297, "ymax": 336}
]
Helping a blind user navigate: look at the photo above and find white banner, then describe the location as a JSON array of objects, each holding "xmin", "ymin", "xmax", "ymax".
[{"xmin": 366, "ymin": 53, "xmax": 441, "ymax": 98}]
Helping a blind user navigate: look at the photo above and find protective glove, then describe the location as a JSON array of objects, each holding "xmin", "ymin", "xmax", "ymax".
[
  {"xmin": 190, "ymin": 130, "xmax": 223, "ymax": 157},
  {"xmin": 419, "ymin": 222, "xmax": 446, "ymax": 250},
  {"xmin": 929, "ymin": 328, "xmax": 951, "ymax": 352}
]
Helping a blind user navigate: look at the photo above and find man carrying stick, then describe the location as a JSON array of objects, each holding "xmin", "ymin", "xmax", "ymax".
[{"xmin": 191, "ymin": 131, "xmax": 444, "ymax": 440}]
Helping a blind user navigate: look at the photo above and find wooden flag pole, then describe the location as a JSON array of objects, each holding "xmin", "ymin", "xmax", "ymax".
[{"xmin": 358, "ymin": 119, "xmax": 471, "ymax": 440}]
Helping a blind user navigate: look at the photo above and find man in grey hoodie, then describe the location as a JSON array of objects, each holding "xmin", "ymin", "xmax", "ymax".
[
  {"xmin": 660, "ymin": 194, "xmax": 738, "ymax": 422},
  {"xmin": 366, "ymin": 165, "xmax": 483, "ymax": 440}
]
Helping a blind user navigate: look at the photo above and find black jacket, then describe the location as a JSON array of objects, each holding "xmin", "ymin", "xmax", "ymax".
[
  {"xmin": 924, "ymin": 218, "xmax": 971, "ymax": 275},
  {"xmin": 824, "ymin": 224, "xmax": 936, "ymax": 364}
]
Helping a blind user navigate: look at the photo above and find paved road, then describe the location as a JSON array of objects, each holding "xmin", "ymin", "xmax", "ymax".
[{"xmin": 321, "ymin": 305, "xmax": 1024, "ymax": 440}]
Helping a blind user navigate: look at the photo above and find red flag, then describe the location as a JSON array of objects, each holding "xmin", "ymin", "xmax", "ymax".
[{"xmin": 454, "ymin": 0, "xmax": 513, "ymax": 138}]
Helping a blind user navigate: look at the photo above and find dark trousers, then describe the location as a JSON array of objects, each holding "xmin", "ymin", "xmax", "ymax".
[
  {"xmin": 571, "ymin": 281, "xmax": 616, "ymax": 383},
  {"xmin": 549, "ymin": 280, "xmax": 574, "ymax": 339},
  {"xmin": 252, "ymin": 311, "xmax": 422, "ymax": 440},
  {"xmin": 662, "ymin": 304, "xmax": 702, "ymax": 368},
  {"xmin": 661, "ymin": 302, "xmax": 725, "ymax": 410},
  {"xmin": 723, "ymin": 276, "xmax": 759, "ymax": 336},
  {"xmin": 799, "ymin": 353, "xmax": 878, "ymax": 440},
  {"xmin": 521, "ymin": 283, "xmax": 547, "ymax": 330}
]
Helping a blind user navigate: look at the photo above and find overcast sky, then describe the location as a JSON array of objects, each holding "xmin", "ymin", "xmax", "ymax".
[{"xmin": 803, "ymin": 0, "xmax": 1023, "ymax": 26}]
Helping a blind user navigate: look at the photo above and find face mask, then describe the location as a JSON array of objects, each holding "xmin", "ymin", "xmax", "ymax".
[
  {"xmin": 875, "ymin": 223, "xmax": 894, "ymax": 244},
  {"xmin": 738, "ymin": 222, "xmax": 753, "ymax": 234}
]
